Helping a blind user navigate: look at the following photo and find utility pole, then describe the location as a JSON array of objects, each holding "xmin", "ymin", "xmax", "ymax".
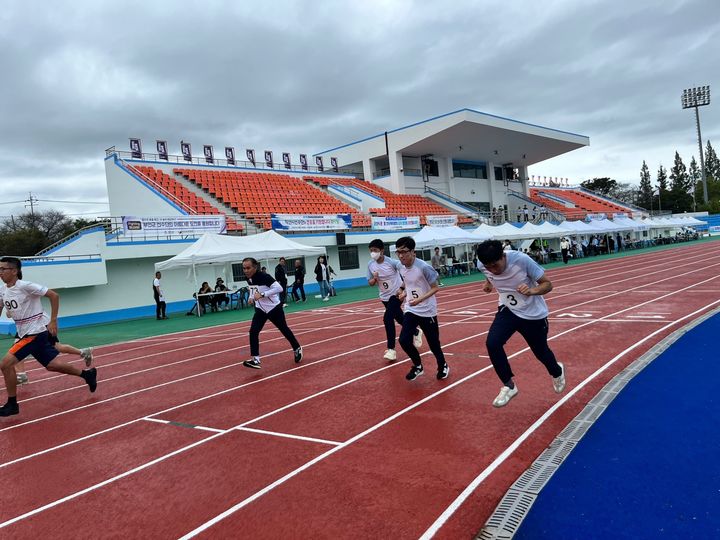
[
  {"xmin": 681, "ymin": 86, "xmax": 711, "ymax": 204},
  {"xmin": 25, "ymin": 192, "xmax": 39, "ymax": 217}
]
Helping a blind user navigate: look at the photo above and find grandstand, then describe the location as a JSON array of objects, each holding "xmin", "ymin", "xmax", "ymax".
[{"xmin": 530, "ymin": 186, "xmax": 635, "ymax": 220}]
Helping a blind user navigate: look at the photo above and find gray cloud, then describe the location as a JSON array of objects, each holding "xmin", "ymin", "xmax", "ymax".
[{"xmin": 1, "ymin": 0, "xmax": 719, "ymax": 218}]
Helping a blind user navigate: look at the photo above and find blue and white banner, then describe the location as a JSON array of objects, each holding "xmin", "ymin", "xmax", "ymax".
[
  {"xmin": 181, "ymin": 141, "xmax": 192, "ymax": 162},
  {"xmin": 225, "ymin": 146, "xmax": 235, "ymax": 165},
  {"xmin": 203, "ymin": 145, "xmax": 214, "ymax": 164},
  {"xmin": 271, "ymin": 214, "xmax": 351, "ymax": 231},
  {"xmin": 130, "ymin": 138, "xmax": 142, "ymax": 159},
  {"xmin": 156, "ymin": 140, "xmax": 168, "ymax": 160},
  {"xmin": 587, "ymin": 213, "xmax": 607, "ymax": 221},
  {"xmin": 426, "ymin": 215, "xmax": 457, "ymax": 227},
  {"xmin": 122, "ymin": 215, "xmax": 227, "ymax": 236},
  {"xmin": 371, "ymin": 216, "xmax": 420, "ymax": 230}
]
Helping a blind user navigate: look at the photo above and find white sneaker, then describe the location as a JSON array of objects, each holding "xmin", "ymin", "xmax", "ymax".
[
  {"xmin": 282, "ymin": 303, "xmax": 288, "ymax": 307},
  {"xmin": 314, "ymin": 295, "xmax": 322, "ymax": 299},
  {"xmin": 322, "ymin": 297, "xmax": 329, "ymax": 302},
  {"xmin": 16, "ymin": 372, "xmax": 29, "ymax": 385},
  {"xmin": 383, "ymin": 349, "xmax": 397, "ymax": 361},
  {"xmin": 553, "ymin": 362, "xmax": 566, "ymax": 393},
  {"xmin": 493, "ymin": 385, "xmax": 519, "ymax": 407},
  {"xmin": 413, "ymin": 328, "xmax": 423, "ymax": 349},
  {"xmin": 80, "ymin": 347, "xmax": 94, "ymax": 367}
]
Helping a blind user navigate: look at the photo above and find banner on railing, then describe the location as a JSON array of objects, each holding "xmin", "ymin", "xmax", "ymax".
[
  {"xmin": 265, "ymin": 150, "xmax": 274, "ymax": 168},
  {"xmin": 225, "ymin": 147, "xmax": 235, "ymax": 165},
  {"xmin": 316, "ymin": 156, "xmax": 324, "ymax": 172},
  {"xmin": 586, "ymin": 213, "xmax": 607, "ymax": 220},
  {"xmin": 203, "ymin": 145, "xmax": 214, "ymax": 164},
  {"xmin": 331, "ymin": 157, "xmax": 339, "ymax": 172},
  {"xmin": 300, "ymin": 154, "xmax": 308, "ymax": 171},
  {"xmin": 371, "ymin": 216, "xmax": 420, "ymax": 230},
  {"xmin": 271, "ymin": 214, "xmax": 351, "ymax": 231},
  {"xmin": 122, "ymin": 215, "xmax": 227, "ymax": 236},
  {"xmin": 157, "ymin": 140, "xmax": 168, "ymax": 160},
  {"xmin": 181, "ymin": 141, "xmax": 192, "ymax": 162},
  {"xmin": 130, "ymin": 138, "xmax": 142, "ymax": 159},
  {"xmin": 426, "ymin": 215, "xmax": 457, "ymax": 227},
  {"xmin": 246, "ymin": 149, "xmax": 256, "ymax": 166},
  {"xmin": 282, "ymin": 152, "xmax": 291, "ymax": 169}
]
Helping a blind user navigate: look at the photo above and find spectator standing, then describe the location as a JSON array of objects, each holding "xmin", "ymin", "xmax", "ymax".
[
  {"xmin": 291, "ymin": 259, "xmax": 306, "ymax": 302},
  {"xmin": 153, "ymin": 271, "xmax": 167, "ymax": 320},
  {"xmin": 314, "ymin": 255, "xmax": 332, "ymax": 302},
  {"xmin": 430, "ymin": 247, "xmax": 445, "ymax": 286}
]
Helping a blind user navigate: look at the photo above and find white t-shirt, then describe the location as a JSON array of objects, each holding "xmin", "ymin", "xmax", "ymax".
[
  {"xmin": 367, "ymin": 257, "xmax": 403, "ymax": 301},
  {"xmin": 247, "ymin": 272, "xmax": 283, "ymax": 314},
  {"xmin": 153, "ymin": 278, "xmax": 165, "ymax": 301},
  {"xmin": 477, "ymin": 251, "xmax": 549, "ymax": 320},
  {"xmin": 399, "ymin": 258, "xmax": 439, "ymax": 317},
  {"xmin": 0, "ymin": 280, "xmax": 51, "ymax": 337}
]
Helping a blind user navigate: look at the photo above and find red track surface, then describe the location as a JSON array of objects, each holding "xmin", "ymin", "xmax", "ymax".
[{"xmin": 1, "ymin": 242, "xmax": 719, "ymax": 539}]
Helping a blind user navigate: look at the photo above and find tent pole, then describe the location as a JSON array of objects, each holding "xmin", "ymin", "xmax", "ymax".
[{"xmin": 193, "ymin": 263, "xmax": 200, "ymax": 317}]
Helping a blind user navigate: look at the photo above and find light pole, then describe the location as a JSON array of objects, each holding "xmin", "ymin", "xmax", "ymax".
[{"xmin": 681, "ymin": 86, "xmax": 711, "ymax": 204}]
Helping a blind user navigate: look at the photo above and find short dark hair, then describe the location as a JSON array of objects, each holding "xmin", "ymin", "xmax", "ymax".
[
  {"xmin": 1, "ymin": 256, "xmax": 22, "ymax": 279},
  {"xmin": 242, "ymin": 257, "xmax": 259, "ymax": 268},
  {"xmin": 395, "ymin": 236, "xmax": 415, "ymax": 251},
  {"xmin": 476, "ymin": 240, "xmax": 504, "ymax": 265},
  {"xmin": 368, "ymin": 238, "xmax": 384, "ymax": 250}
]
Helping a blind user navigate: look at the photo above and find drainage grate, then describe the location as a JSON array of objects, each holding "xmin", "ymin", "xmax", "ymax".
[
  {"xmin": 476, "ymin": 490, "xmax": 537, "ymax": 540},
  {"xmin": 589, "ymin": 389, "xmax": 619, "ymax": 409},
  {"xmin": 557, "ymin": 418, "xmax": 593, "ymax": 442},
  {"xmin": 511, "ymin": 461, "xmax": 558, "ymax": 494},
  {"xmin": 536, "ymin": 438, "xmax": 577, "ymax": 467}
]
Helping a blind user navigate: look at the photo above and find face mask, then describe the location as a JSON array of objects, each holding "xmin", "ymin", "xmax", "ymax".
[{"xmin": 370, "ymin": 251, "xmax": 381, "ymax": 260}]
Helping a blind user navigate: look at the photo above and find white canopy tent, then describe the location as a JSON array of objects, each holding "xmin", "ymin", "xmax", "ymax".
[
  {"xmin": 411, "ymin": 225, "xmax": 487, "ymax": 249},
  {"xmin": 155, "ymin": 230, "xmax": 326, "ymax": 271},
  {"xmin": 155, "ymin": 231, "xmax": 326, "ymax": 315}
]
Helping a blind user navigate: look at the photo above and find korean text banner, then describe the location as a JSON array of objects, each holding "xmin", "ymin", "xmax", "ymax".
[
  {"xmin": 371, "ymin": 216, "xmax": 420, "ymax": 230},
  {"xmin": 271, "ymin": 214, "xmax": 351, "ymax": 231},
  {"xmin": 426, "ymin": 215, "xmax": 458, "ymax": 227},
  {"xmin": 122, "ymin": 215, "xmax": 227, "ymax": 236}
]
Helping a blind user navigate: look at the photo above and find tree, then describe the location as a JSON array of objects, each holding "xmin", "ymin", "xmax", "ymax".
[
  {"xmin": 668, "ymin": 151, "xmax": 693, "ymax": 212},
  {"xmin": 656, "ymin": 164, "xmax": 668, "ymax": 211},
  {"xmin": 0, "ymin": 210, "xmax": 76, "ymax": 257},
  {"xmin": 580, "ymin": 177, "xmax": 619, "ymax": 197},
  {"xmin": 614, "ymin": 182, "xmax": 640, "ymax": 206},
  {"xmin": 688, "ymin": 157, "xmax": 700, "ymax": 210},
  {"xmin": 705, "ymin": 140, "xmax": 719, "ymax": 182},
  {"xmin": 638, "ymin": 160, "xmax": 653, "ymax": 209}
]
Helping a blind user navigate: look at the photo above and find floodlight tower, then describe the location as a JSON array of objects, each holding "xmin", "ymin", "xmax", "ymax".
[{"xmin": 681, "ymin": 86, "xmax": 711, "ymax": 204}]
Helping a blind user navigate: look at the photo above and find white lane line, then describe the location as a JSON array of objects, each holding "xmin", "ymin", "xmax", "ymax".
[
  {"xmin": 235, "ymin": 427, "xmax": 341, "ymax": 446},
  {"xmin": 141, "ymin": 417, "xmax": 226, "ymax": 434},
  {"xmin": 418, "ymin": 297, "xmax": 720, "ymax": 539}
]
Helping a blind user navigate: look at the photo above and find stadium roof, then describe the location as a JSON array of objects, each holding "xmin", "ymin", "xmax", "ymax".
[{"xmin": 314, "ymin": 108, "xmax": 589, "ymax": 166}]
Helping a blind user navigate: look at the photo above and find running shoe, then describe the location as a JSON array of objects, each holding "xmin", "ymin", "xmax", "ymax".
[
  {"xmin": 383, "ymin": 349, "xmax": 397, "ymax": 361},
  {"xmin": 82, "ymin": 368, "xmax": 98, "ymax": 393},
  {"xmin": 492, "ymin": 385, "xmax": 518, "ymax": 407},
  {"xmin": 553, "ymin": 362, "xmax": 566, "ymax": 393},
  {"xmin": 243, "ymin": 358, "xmax": 262, "ymax": 369},
  {"xmin": 437, "ymin": 363, "xmax": 450, "ymax": 380},
  {"xmin": 405, "ymin": 364, "xmax": 424, "ymax": 381},
  {"xmin": 413, "ymin": 328, "xmax": 423, "ymax": 349},
  {"xmin": 322, "ymin": 297, "xmax": 330, "ymax": 302},
  {"xmin": 80, "ymin": 347, "xmax": 94, "ymax": 367},
  {"xmin": 294, "ymin": 347, "xmax": 303, "ymax": 364},
  {"xmin": 16, "ymin": 372, "xmax": 29, "ymax": 385},
  {"xmin": 0, "ymin": 401, "xmax": 19, "ymax": 417}
]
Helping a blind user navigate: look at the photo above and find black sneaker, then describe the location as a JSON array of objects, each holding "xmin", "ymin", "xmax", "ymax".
[
  {"xmin": 406, "ymin": 364, "xmax": 424, "ymax": 381},
  {"xmin": 243, "ymin": 358, "xmax": 262, "ymax": 369},
  {"xmin": 0, "ymin": 401, "xmax": 19, "ymax": 417},
  {"xmin": 437, "ymin": 363, "xmax": 450, "ymax": 380},
  {"xmin": 294, "ymin": 347, "xmax": 303, "ymax": 364},
  {"xmin": 82, "ymin": 368, "xmax": 98, "ymax": 393}
]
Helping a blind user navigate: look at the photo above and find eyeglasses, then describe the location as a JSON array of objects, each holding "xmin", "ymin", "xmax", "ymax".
[{"xmin": 395, "ymin": 249, "xmax": 411, "ymax": 255}]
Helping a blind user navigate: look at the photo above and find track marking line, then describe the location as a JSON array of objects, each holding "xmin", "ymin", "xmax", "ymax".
[
  {"xmin": 141, "ymin": 417, "xmax": 226, "ymax": 434},
  {"xmin": 235, "ymin": 427, "xmax": 341, "ymax": 446}
]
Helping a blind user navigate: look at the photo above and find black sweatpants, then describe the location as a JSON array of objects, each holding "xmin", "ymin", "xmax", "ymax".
[
  {"xmin": 381, "ymin": 295, "xmax": 405, "ymax": 350},
  {"xmin": 154, "ymin": 293, "xmax": 166, "ymax": 319},
  {"xmin": 291, "ymin": 281, "xmax": 306, "ymax": 302},
  {"xmin": 486, "ymin": 306, "xmax": 562, "ymax": 384},
  {"xmin": 278, "ymin": 280, "xmax": 288, "ymax": 305},
  {"xmin": 399, "ymin": 312, "xmax": 446, "ymax": 369},
  {"xmin": 249, "ymin": 304, "xmax": 300, "ymax": 357}
]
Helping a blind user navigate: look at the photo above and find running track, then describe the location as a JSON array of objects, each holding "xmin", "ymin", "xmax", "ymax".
[{"xmin": 1, "ymin": 242, "xmax": 718, "ymax": 539}]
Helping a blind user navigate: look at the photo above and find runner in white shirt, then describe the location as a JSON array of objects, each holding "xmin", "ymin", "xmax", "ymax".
[
  {"xmin": 241, "ymin": 257, "xmax": 302, "ymax": 369},
  {"xmin": 0, "ymin": 257, "xmax": 97, "ymax": 417},
  {"xmin": 395, "ymin": 236, "xmax": 449, "ymax": 381},
  {"xmin": 476, "ymin": 240, "xmax": 565, "ymax": 407},
  {"xmin": 367, "ymin": 239, "xmax": 422, "ymax": 361}
]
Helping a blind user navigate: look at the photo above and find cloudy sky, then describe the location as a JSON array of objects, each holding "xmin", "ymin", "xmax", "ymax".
[{"xmin": 1, "ymin": 0, "xmax": 718, "ymax": 219}]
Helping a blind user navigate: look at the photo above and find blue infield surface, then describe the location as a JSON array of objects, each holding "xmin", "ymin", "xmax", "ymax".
[{"xmin": 515, "ymin": 312, "xmax": 720, "ymax": 540}]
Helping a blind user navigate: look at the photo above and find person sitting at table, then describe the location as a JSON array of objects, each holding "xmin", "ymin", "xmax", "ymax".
[
  {"xmin": 197, "ymin": 281, "xmax": 215, "ymax": 314},
  {"xmin": 214, "ymin": 278, "xmax": 230, "ymax": 311}
]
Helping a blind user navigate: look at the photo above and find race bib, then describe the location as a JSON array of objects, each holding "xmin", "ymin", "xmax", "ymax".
[{"xmin": 500, "ymin": 291, "xmax": 527, "ymax": 309}]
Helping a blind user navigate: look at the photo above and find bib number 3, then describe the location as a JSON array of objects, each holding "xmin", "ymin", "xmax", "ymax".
[{"xmin": 501, "ymin": 292, "xmax": 526, "ymax": 308}]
